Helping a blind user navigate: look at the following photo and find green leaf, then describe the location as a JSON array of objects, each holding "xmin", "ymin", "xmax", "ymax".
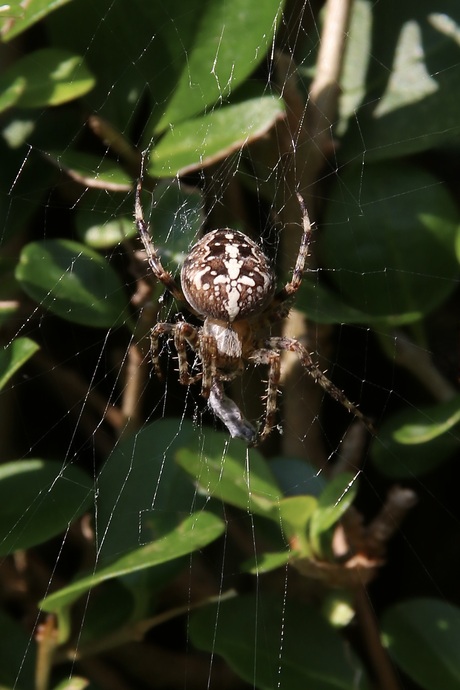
[
  {"xmin": 0, "ymin": 0, "xmax": 73, "ymax": 41},
  {"xmin": 371, "ymin": 399, "xmax": 460, "ymax": 478},
  {"xmin": 15, "ymin": 239, "xmax": 128, "ymax": 328},
  {"xmin": 0, "ymin": 610, "xmax": 36, "ymax": 690},
  {"xmin": 0, "ymin": 75, "xmax": 25, "ymax": 113},
  {"xmin": 190, "ymin": 593, "xmax": 369, "ymax": 690},
  {"xmin": 0, "ymin": 49, "xmax": 95, "ymax": 108},
  {"xmin": 76, "ymin": 211, "xmax": 134, "ymax": 249},
  {"xmin": 278, "ymin": 495, "xmax": 317, "ymax": 556},
  {"xmin": 40, "ymin": 511, "xmax": 225, "ymax": 614},
  {"xmin": 381, "ymin": 598, "xmax": 460, "ymax": 690},
  {"xmin": 297, "ymin": 277, "xmax": 376, "ymax": 325},
  {"xmin": 242, "ymin": 550, "xmax": 291, "ymax": 575},
  {"xmin": 176, "ymin": 429, "xmax": 282, "ymax": 518},
  {"xmin": 393, "ymin": 395, "xmax": 460, "ymax": 444},
  {"xmin": 95, "ymin": 419, "xmax": 197, "ymax": 560},
  {"xmin": 309, "ymin": 473, "xmax": 358, "ymax": 557},
  {"xmin": 154, "ymin": 0, "xmax": 285, "ymax": 132},
  {"xmin": 340, "ymin": 3, "xmax": 460, "ymax": 159},
  {"xmin": 46, "ymin": 150, "xmax": 132, "ymax": 190},
  {"xmin": 0, "ymin": 459, "xmax": 93, "ymax": 556},
  {"xmin": 269, "ymin": 458, "xmax": 326, "ymax": 498},
  {"xmin": 0, "ymin": 337, "xmax": 39, "ymax": 390},
  {"xmin": 52, "ymin": 678, "xmax": 90, "ymax": 690},
  {"xmin": 318, "ymin": 162, "xmax": 460, "ymax": 323},
  {"xmin": 149, "ymin": 96, "xmax": 285, "ymax": 177}
]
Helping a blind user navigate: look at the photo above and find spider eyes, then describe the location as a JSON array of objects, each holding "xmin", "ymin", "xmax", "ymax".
[{"xmin": 180, "ymin": 228, "xmax": 276, "ymax": 323}]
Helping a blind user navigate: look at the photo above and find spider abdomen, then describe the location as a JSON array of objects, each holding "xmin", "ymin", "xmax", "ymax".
[{"xmin": 181, "ymin": 228, "xmax": 276, "ymax": 322}]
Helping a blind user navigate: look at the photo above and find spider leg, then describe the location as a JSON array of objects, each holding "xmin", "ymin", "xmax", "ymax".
[
  {"xmin": 265, "ymin": 336, "xmax": 375, "ymax": 434},
  {"xmin": 199, "ymin": 334, "xmax": 218, "ymax": 398},
  {"xmin": 134, "ymin": 162, "xmax": 186, "ymax": 304},
  {"xmin": 150, "ymin": 322, "xmax": 202, "ymax": 386},
  {"xmin": 272, "ymin": 193, "xmax": 313, "ymax": 307},
  {"xmin": 150, "ymin": 323, "xmax": 175, "ymax": 379},
  {"xmin": 174, "ymin": 322, "xmax": 202, "ymax": 386},
  {"xmin": 249, "ymin": 348, "xmax": 281, "ymax": 443}
]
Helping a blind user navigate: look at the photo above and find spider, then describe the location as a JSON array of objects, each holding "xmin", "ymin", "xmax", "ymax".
[{"xmin": 135, "ymin": 175, "xmax": 373, "ymax": 445}]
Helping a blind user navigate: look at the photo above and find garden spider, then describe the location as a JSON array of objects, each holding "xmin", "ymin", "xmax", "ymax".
[{"xmin": 135, "ymin": 175, "xmax": 373, "ymax": 445}]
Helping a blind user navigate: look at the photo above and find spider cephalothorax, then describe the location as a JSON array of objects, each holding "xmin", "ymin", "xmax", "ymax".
[{"xmin": 135, "ymin": 176, "xmax": 373, "ymax": 445}]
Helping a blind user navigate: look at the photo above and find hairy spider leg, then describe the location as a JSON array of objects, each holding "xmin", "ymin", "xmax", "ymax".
[
  {"xmin": 150, "ymin": 322, "xmax": 202, "ymax": 386},
  {"xmin": 199, "ymin": 334, "xmax": 218, "ymax": 398},
  {"xmin": 249, "ymin": 348, "xmax": 282, "ymax": 443},
  {"xmin": 272, "ymin": 192, "xmax": 314, "ymax": 309},
  {"xmin": 134, "ymin": 178, "xmax": 187, "ymax": 305},
  {"xmin": 265, "ymin": 336, "xmax": 376, "ymax": 435}
]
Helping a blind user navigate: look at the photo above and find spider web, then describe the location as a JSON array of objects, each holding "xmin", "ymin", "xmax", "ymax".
[{"xmin": 1, "ymin": 1, "xmax": 460, "ymax": 689}]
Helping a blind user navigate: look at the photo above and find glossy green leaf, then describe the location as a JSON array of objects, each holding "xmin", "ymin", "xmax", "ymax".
[
  {"xmin": 190, "ymin": 593, "xmax": 369, "ymax": 690},
  {"xmin": 0, "ymin": 610, "xmax": 36, "ymax": 690},
  {"xmin": 278, "ymin": 495, "xmax": 317, "ymax": 556},
  {"xmin": 318, "ymin": 163, "xmax": 460, "ymax": 323},
  {"xmin": 0, "ymin": 337, "xmax": 39, "ymax": 390},
  {"xmin": 46, "ymin": 0, "xmax": 282, "ymax": 133},
  {"xmin": 371, "ymin": 400, "xmax": 460, "ymax": 478},
  {"xmin": 176, "ymin": 429, "xmax": 282, "ymax": 518},
  {"xmin": 393, "ymin": 395, "xmax": 460, "ymax": 444},
  {"xmin": 52, "ymin": 678, "xmax": 90, "ymax": 690},
  {"xmin": 40, "ymin": 511, "xmax": 225, "ymax": 614},
  {"xmin": 149, "ymin": 96, "xmax": 285, "ymax": 177},
  {"xmin": 340, "ymin": 2, "xmax": 460, "ymax": 160},
  {"xmin": 309, "ymin": 473, "xmax": 358, "ymax": 556},
  {"xmin": 0, "ymin": 75, "xmax": 25, "ymax": 113},
  {"xmin": 76, "ymin": 211, "xmax": 134, "ymax": 249},
  {"xmin": 96, "ymin": 419, "xmax": 197, "ymax": 560},
  {"xmin": 0, "ymin": 459, "xmax": 93, "ymax": 556},
  {"xmin": 15, "ymin": 239, "xmax": 128, "ymax": 328},
  {"xmin": 47, "ymin": 150, "xmax": 132, "ymax": 190},
  {"xmin": 0, "ymin": 0, "xmax": 72, "ymax": 41},
  {"xmin": 0, "ymin": 49, "xmax": 95, "ymax": 108},
  {"xmin": 297, "ymin": 277, "xmax": 375, "ymax": 325},
  {"xmin": 154, "ymin": 0, "xmax": 285, "ymax": 132},
  {"xmin": 381, "ymin": 598, "xmax": 460, "ymax": 690},
  {"xmin": 242, "ymin": 550, "xmax": 291, "ymax": 575}
]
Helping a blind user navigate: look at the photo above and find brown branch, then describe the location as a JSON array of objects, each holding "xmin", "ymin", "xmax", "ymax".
[{"xmin": 275, "ymin": 0, "xmax": 354, "ymax": 464}]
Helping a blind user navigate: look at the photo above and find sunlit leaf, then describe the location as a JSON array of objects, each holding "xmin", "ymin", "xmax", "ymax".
[
  {"xmin": 0, "ymin": 75, "xmax": 25, "ymax": 113},
  {"xmin": 149, "ymin": 96, "xmax": 285, "ymax": 177},
  {"xmin": 176, "ymin": 429, "xmax": 282, "ymax": 518},
  {"xmin": 0, "ymin": 337, "xmax": 39, "ymax": 390},
  {"xmin": 309, "ymin": 473, "xmax": 358, "ymax": 557},
  {"xmin": 242, "ymin": 550, "xmax": 291, "ymax": 575},
  {"xmin": 46, "ymin": 150, "xmax": 132, "ymax": 190},
  {"xmin": 1, "ymin": 0, "xmax": 73, "ymax": 41},
  {"xmin": 0, "ymin": 49, "xmax": 95, "ymax": 108},
  {"xmin": 40, "ymin": 511, "xmax": 225, "ymax": 613},
  {"xmin": 319, "ymin": 163, "xmax": 460, "ymax": 323},
  {"xmin": 154, "ymin": 0, "xmax": 285, "ymax": 131},
  {"xmin": 340, "ymin": 3, "xmax": 460, "ymax": 158}
]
